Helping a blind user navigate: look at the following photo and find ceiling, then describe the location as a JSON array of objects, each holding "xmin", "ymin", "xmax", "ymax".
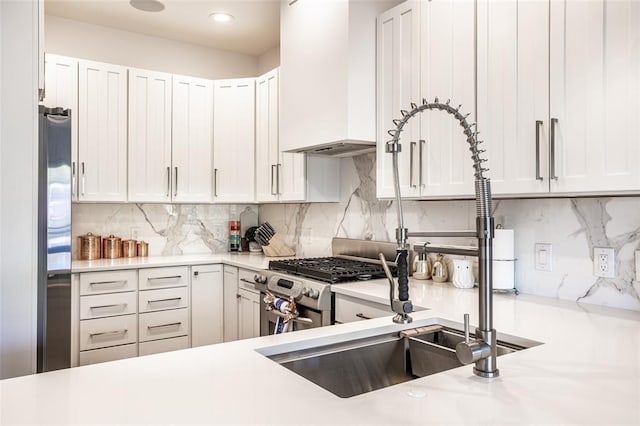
[{"xmin": 45, "ymin": 0, "xmax": 281, "ymax": 56}]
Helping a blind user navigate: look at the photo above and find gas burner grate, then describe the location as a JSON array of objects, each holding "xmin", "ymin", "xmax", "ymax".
[{"xmin": 268, "ymin": 257, "xmax": 396, "ymax": 283}]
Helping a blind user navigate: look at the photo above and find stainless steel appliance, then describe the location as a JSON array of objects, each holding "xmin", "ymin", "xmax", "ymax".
[
  {"xmin": 254, "ymin": 238, "xmax": 397, "ymax": 336},
  {"xmin": 37, "ymin": 106, "xmax": 72, "ymax": 373}
]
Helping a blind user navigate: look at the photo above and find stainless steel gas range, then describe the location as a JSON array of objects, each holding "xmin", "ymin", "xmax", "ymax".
[{"xmin": 252, "ymin": 238, "xmax": 398, "ymax": 336}]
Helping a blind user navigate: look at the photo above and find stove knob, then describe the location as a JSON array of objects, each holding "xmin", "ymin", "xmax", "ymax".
[
  {"xmin": 309, "ymin": 289, "xmax": 320, "ymax": 299},
  {"xmin": 254, "ymin": 274, "xmax": 267, "ymax": 284},
  {"xmin": 302, "ymin": 287, "xmax": 311, "ymax": 297}
]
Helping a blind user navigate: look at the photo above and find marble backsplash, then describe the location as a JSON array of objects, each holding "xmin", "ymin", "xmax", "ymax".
[
  {"xmin": 72, "ymin": 203, "xmax": 258, "ymax": 258},
  {"xmin": 259, "ymin": 153, "xmax": 640, "ymax": 312}
]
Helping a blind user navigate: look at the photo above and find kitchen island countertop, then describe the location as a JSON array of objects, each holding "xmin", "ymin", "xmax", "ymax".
[{"xmin": 2, "ymin": 276, "xmax": 639, "ymax": 425}]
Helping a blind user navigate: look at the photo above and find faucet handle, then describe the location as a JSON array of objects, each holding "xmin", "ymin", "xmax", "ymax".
[{"xmin": 463, "ymin": 313, "xmax": 470, "ymax": 343}]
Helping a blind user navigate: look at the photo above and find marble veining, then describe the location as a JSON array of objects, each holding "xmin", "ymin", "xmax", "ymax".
[{"xmin": 260, "ymin": 154, "xmax": 640, "ymax": 312}]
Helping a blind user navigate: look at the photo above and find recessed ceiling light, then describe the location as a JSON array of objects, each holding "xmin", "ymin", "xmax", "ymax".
[
  {"xmin": 209, "ymin": 12, "xmax": 235, "ymax": 23},
  {"xmin": 130, "ymin": 0, "xmax": 165, "ymax": 13}
]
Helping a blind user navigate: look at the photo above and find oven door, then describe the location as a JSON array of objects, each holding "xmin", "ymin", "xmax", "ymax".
[{"xmin": 259, "ymin": 294, "xmax": 324, "ymax": 336}]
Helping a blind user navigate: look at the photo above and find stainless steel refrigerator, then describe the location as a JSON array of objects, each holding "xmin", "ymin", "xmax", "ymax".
[{"xmin": 37, "ymin": 106, "xmax": 72, "ymax": 373}]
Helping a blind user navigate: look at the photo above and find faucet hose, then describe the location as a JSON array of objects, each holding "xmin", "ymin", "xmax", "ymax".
[{"xmin": 395, "ymin": 248, "xmax": 409, "ymax": 301}]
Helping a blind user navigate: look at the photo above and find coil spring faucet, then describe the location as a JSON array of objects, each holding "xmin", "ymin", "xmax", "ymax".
[{"xmin": 385, "ymin": 97, "xmax": 499, "ymax": 379}]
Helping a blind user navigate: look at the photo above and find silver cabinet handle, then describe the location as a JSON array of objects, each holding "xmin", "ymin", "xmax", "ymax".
[
  {"xmin": 276, "ymin": 163, "xmax": 282, "ymax": 195},
  {"xmin": 214, "ymin": 168, "xmax": 219, "ymax": 197},
  {"xmin": 147, "ymin": 275, "xmax": 182, "ymax": 282},
  {"xmin": 89, "ymin": 303, "xmax": 128, "ymax": 311},
  {"xmin": 81, "ymin": 162, "xmax": 86, "ymax": 196},
  {"xmin": 236, "ymin": 294, "xmax": 242, "ymax": 299},
  {"xmin": 535, "ymin": 121, "xmax": 544, "ymax": 181},
  {"xmin": 410, "ymin": 141, "xmax": 416, "ymax": 188},
  {"xmin": 550, "ymin": 118, "xmax": 558, "ymax": 180},
  {"xmin": 355, "ymin": 313, "xmax": 372, "ymax": 320},
  {"xmin": 89, "ymin": 329, "xmax": 127, "ymax": 338},
  {"xmin": 239, "ymin": 278, "xmax": 255, "ymax": 284},
  {"xmin": 271, "ymin": 164, "xmax": 277, "ymax": 195},
  {"xmin": 147, "ymin": 297, "xmax": 182, "ymax": 305},
  {"xmin": 72, "ymin": 161, "xmax": 77, "ymax": 197},
  {"xmin": 166, "ymin": 166, "xmax": 171, "ymax": 197},
  {"xmin": 174, "ymin": 166, "xmax": 178, "ymax": 197},
  {"xmin": 419, "ymin": 139, "xmax": 425, "ymax": 188},
  {"xmin": 147, "ymin": 322, "xmax": 182, "ymax": 330},
  {"xmin": 89, "ymin": 280, "xmax": 127, "ymax": 287}
]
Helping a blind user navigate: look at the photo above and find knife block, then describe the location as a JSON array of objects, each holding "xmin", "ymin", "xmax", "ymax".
[{"xmin": 261, "ymin": 233, "xmax": 296, "ymax": 257}]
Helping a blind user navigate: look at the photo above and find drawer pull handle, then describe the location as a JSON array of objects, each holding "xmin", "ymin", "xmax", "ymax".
[
  {"xmin": 89, "ymin": 329, "xmax": 127, "ymax": 338},
  {"xmin": 147, "ymin": 322, "xmax": 182, "ymax": 330},
  {"xmin": 147, "ymin": 297, "xmax": 182, "ymax": 305},
  {"xmin": 239, "ymin": 278, "xmax": 256, "ymax": 285},
  {"xmin": 90, "ymin": 280, "xmax": 127, "ymax": 287},
  {"xmin": 90, "ymin": 303, "xmax": 128, "ymax": 311},
  {"xmin": 355, "ymin": 313, "xmax": 372, "ymax": 320},
  {"xmin": 147, "ymin": 275, "xmax": 182, "ymax": 281}
]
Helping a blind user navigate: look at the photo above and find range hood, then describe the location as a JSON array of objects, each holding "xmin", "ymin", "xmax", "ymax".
[
  {"xmin": 286, "ymin": 140, "xmax": 376, "ymax": 157},
  {"xmin": 279, "ymin": 0, "xmax": 396, "ymax": 157}
]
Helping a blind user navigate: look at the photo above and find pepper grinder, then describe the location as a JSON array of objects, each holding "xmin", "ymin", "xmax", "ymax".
[
  {"xmin": 412, "ymin": 251, "xmax": 432, "ymax": 280},
  {"xmin": 431, "ymin": 254, "xmax": 449, "ymax": 283}
]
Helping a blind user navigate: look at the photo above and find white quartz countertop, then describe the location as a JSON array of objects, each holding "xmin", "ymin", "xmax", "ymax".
[
  {"xmin": 71, "ymin": 252, "xmax": 279, "ymax": 273},
  {"xmin": 2, "ymin": 277, "xmax": 640, "ymax": 424}
]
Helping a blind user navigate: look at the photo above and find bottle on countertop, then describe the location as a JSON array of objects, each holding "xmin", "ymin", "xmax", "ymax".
[{"xmin": 431, "ymin": 254, "xmax": 449, "ymax": 283}]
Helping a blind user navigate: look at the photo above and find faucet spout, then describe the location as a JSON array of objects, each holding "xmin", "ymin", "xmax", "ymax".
[{"xmin": 386, "ymin": 97, "xmax": 499, "ymax": 378}]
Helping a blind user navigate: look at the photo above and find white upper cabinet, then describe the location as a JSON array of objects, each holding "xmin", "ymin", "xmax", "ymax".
[
  {"xmin": 78, "ymin": 60, "xmax": 128, "ymax": 202},
  {"xmin": 128, "ymin": 68, "xmax": 173, "ymax": 202},
  {"xmin": 376, "ymin": 0, "xmax": 475, "ymax": 199},
  {"xmin": 280, "ymin": 0, "xmax": 395, "ymax": 154},
  {"xmin": 477, "ymin": 0, "xmax": 550, "ymax": 195},
  {"xmin": 213, "ymin": 78, "xmax": 256, "ymax": 203},
  {"xmin": 419, "ymin": 0, "xmax": 475, "ymax": 198},
  {"xmin": 256, "ymin": 68, "xmax": 306, "ymax": 203},
  {"xmin": 550, "ymin": 0, "xmax": 640, "ymax": 194},
  {"xmin": 376, "ymin": 1, "xmax": 422, "ymax": 199},
  {"xmin": 172, "ymin": 75, "xmax": 214, "ymax": 203},
  {"xmin": 43, "ymin": 54, "xmax": 79, "ymax": 200}
]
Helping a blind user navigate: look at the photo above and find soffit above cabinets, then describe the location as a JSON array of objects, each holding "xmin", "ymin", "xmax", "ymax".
[{"xmin": 44, "ymin": 0, "xmax": 280, "ymax": 56}]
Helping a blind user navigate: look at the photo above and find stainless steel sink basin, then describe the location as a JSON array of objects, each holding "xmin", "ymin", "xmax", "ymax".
[{"xmin": 263, "ymin": 319, "xmax": 541, "ymax": 398}]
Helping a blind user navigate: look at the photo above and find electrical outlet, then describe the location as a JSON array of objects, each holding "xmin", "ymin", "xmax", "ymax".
[
  {"xmin": 593, "ymin": 247, "xmax": 615, "ymax": 278},
  {"xmin": 535, "ymin": 243, "xmax": 552, "ymax": 271},
  {"xmin": 130, "ymin": 226, "xmax": 140, "ymax": 240},
  {"xmin": 635, "ymin": 251, "xmax": 640, "ymax": 281}
]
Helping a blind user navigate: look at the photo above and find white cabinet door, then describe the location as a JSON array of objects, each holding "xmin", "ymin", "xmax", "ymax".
[
  {"xmin": 256, "ymin": 69, "xmax": 280, "ymax": 202},
  {"xmin": 550, "ymin": 0, "xmax": 640, "ymax": 193},
  {"xmin": 191, "ymin": 264, "xmax": 223, "ymax": 347},
  {"xmin": 256, "ymin": 68, "xmax": 306, "ymax": 202},
  {"xmin": 172, "ymin": 75, "xmax": 214, "ymax": 203},
  {"xmin": 213, "ymin": 79, "xmax": 255, "ymax": 203},
  {"xmin": 78, "ymin": 60, "xmax": 128, "ymax": 202},
  {"xmin": 128, "ymin": 68, "xmax": 172, "ymax": 202},
  {"xmin": 419, "ymin": 0, "xmax": 475, "ymax": 198},
  {"xmin": 376, "ymin": 0, "xmax": 422, "ymax": 199},
  {"xmin": 477, "ymin": 0, "xmax": 550, "ymax": 196},
  {"xmin": 43, "ymin": 54, "xmax": 79, "ymax": 200},
  {"xmin": 222, "ymin": 265, "xmax": 239, "ymax": 342},
  {"xmin": 238, "ymin": 288, "xmax": 260, "ymax": 340}
]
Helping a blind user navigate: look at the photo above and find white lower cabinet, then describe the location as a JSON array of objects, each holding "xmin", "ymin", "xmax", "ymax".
[
  {"xmin": 139, "ymin": 308, "xmax": 189, "ymax": 343},
  {"xmin": 334, "ymin": 293, "xmax": 391, "ymax": 324},
  {"xmin": 79, "ymin": 344, "xmax": 137, "ymax": 366},
  {"xmin": 191, "ymin": 264, "xmax": 223, "ymax": 347},
  {"xmin": 238, "ymin": 288, "xmax": 260, "ymax": 340},
  {"xmin": 222, "ymin": 266, "xmax": 261, "ymax": 341},
  {"xmin": 139, "ymin": 336, "xmax": 190, "ymax": 357},
  {"xmin": 79, "ymin": 314, "xmax": 138, "ymax": 351},
  {"xmin": 222, "ymin": 265, "xmax": 239, "ymax": 342}
]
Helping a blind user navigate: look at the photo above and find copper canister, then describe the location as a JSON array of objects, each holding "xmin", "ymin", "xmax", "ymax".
[
  {"xmin": 78, "ymin": 232, "xmax": 101, "ymax": 260},
  {"xmin": 102, "ymin": 235, "xmax": 122, "ymax": 259},
  {"xmin": 122, "ymin": 240, "xmax": 137, "ymax": 258},
  {"xmin": 137, "ymin": 241, "xmax": 149, "ymax": 257}
]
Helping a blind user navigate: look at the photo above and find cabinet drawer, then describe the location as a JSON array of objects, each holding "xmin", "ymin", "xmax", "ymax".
[
  {"xmin": 79, "ymin": 343, "xmax": 137, "ymax": 366},
  {"xmin": 80, "ymin": 314, "xmax": 137, "ymax": 351},
  {"xmin": 139, "ymin": 286, "xmax": 189, "ymax": 313},
  {"xmin": 79, "ymin": 270, "xmax": 137, "ymax": 295},
  {"xmin": 139, "ymin": 308, "xmax": 189, "ymax": 342},
  {"xmin": 238, "ymin": 268, "xmax": 259, "ymax": 292},
  {"xmin": 335, "ymin": 294, "xmax": 392, "ymax": 324},
  {"xmin": 139, "ymin": 336, "xmax": 189, "ymax": 356},
  {"xmin": 139, "ymin": 266, "xmax": 189, "ymax": 290},
  {"xmin": 80, "ymin": 291, "xmax": 137, "ymax": 320}
]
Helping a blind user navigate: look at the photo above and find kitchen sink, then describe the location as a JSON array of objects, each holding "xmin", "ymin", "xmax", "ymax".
[{"xmin": 261, "ymin": 319, "xmax": 541, "ymax": 398}]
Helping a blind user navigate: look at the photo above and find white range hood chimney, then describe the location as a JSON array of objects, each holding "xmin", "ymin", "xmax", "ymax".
[{"xmin": 279, "ymin": 0, "xmax": 398, "ymax": 157}]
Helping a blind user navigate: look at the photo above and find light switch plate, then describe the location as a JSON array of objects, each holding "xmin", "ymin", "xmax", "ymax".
[
  {"xmin": 535, "ymin": 243, "xmax": 552, "ymax": 271},
  {"xmin": 636, "ymin": 251, "xmax": 640, "ymax": 281}
]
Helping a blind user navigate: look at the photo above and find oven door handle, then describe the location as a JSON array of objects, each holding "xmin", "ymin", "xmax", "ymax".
[{"xmin": 268, "ymin": 309, "xmax": 314, "ymax": 324}]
